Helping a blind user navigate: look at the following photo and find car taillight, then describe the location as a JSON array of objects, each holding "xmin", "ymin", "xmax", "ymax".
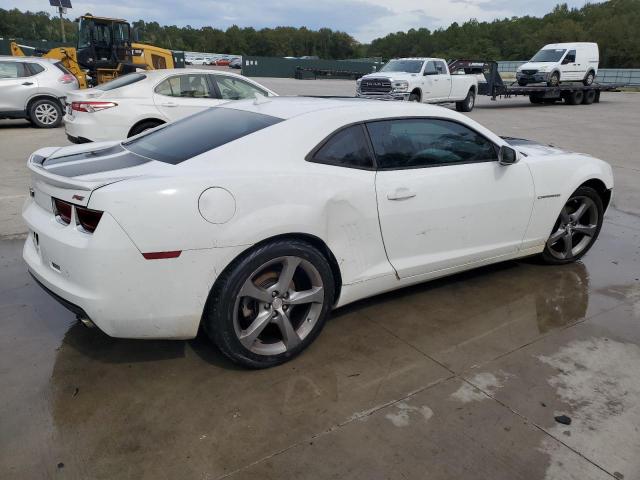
[
  {"xmin": 53, "ymin": 198, "xmax": 72, "ymax": 225},
  {"xmin": 58, "ymin": 73, "xmax": 76, "ymax": 84},
  {"xmin": 71, "ymin": 101, "xmax": 117, "ymax": 113},
  {"xmin": 52, "ymin": 198, "xmax": 103, "ymax": 233},
  {"xmin": 76, "ymin": 206, "xmax": 103, "ymax": 233}
]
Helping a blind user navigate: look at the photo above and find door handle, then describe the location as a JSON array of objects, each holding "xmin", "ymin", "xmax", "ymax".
[
  {"xmin": 161, "ymin": 102, "xmax": 178, "ymax": 107},
  {"xmin": 387, "ymin": 188, "xmax": 416, "ymax": 201},
  {"xmin": 22, "ymin": 82, "xmax": 34, "ymax": 86}
]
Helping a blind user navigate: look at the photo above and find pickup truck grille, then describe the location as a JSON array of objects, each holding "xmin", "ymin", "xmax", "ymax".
[
  {"xmin": 360, "ymin": 78, "xmax": 392, "ymax": 94},
  {"xmin": 521, "ymin": 69, "xmax": 538, "ymax": 75}
]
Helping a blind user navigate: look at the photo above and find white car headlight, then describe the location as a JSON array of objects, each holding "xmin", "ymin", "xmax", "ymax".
[{"xmin": 392, "ymin": 81, "xmax": 409, "ymax": 92}]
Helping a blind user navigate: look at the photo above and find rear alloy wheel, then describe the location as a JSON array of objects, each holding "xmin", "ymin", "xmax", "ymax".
[
  {"xmin": 455, "ymin": 89, "xmax": 475, "ymax": 112},
  {"xmin": 29, "ymin": 99, "xmax": 62, "ymax": 128},
  {"xmin": 583, "ymin": 71, "xmax": 595, "ymax": 86},
  {"xmin": 203, "ymin": 240, "xmax": 335, "ymax": 368},
  {"xmin": 541, "ymin": 186, "xmax": 603, "ymax": 265}
]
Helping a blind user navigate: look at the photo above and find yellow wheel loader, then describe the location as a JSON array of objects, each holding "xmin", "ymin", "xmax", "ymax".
[{"xmin": 11, "ymin": 14, "xmax": 180, "ymax": 88}]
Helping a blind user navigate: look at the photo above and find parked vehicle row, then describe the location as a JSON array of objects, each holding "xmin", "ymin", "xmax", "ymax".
[
  {"xmin": 23, "ymin": 97, "xmax": 613, "ymax": 368},
  {"xmin": 64, "ymin": 69, "xmax": 276, "ymax": 143}
]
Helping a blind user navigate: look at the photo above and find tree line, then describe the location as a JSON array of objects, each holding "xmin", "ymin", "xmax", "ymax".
[{"xmin": 1, "ymin": 0, "xmax": 639, "ymax": 67}]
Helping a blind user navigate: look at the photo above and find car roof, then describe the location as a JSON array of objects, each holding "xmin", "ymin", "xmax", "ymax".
[
  {"xmin": 141, "ymin": 68, "xmax": 244, "ymax": 79},
  {"xmin": 0, "ymin": 55, "xmax": 59, "ymax": 64},
  {"xmin": 217, "ymin": 95, "xmax": 453, "ymax": 121}
]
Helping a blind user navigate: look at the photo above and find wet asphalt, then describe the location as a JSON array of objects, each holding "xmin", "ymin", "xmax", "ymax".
[{"xmin": 1, "ymin": 83, "xmax": 639, "ymax": 479}]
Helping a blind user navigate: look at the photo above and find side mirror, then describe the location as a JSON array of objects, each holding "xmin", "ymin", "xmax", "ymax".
[{"xmin": 498, "ymin": 145, "xmax": 519, "ymax": 165}]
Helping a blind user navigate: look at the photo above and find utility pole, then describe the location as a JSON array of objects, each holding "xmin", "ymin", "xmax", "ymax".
[{"xmin": 58, "ymin": 6, "xmax": 66, "ymax": 42}]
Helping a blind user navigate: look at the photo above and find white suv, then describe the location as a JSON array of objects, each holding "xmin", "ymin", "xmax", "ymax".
[{"xmin": 0, "ymin": 56, "xmax": 79, "ymax": 128}]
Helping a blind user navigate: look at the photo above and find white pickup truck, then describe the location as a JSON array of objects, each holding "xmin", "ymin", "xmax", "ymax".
[{"xmin": 356, "ymin": 57, "xmax": 478, "ymax": 112}]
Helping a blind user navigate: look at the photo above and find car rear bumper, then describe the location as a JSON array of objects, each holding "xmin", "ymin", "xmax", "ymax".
[
  {"xmin": 64, "ymin": 111, "xmax": 131, "ymax": 143},
  {"xmin": 22, "ymin": 196, "xmax": 219, "ymax": 339}
]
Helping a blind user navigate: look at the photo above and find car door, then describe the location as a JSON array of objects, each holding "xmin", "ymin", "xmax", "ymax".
[
  {"xmin": 211, "ymin": 74, "xmax": 270, "ymax": 100},
  {"xmin": 560, "ymin": 49, "xmax": 579, "ymax": 80},
  {"xmin": 422, "ymin": 61, "xmax": 450, "ymax": 102},
  {"xmin": 370, "ymin": 118, "xmax": 534, "ymax": 278},
  {"xmin": 152, "ymin": 73, "xmax": 223, "ymax": 121},
  {"xmin": 0, "ymin": 61, "xmax": 38, "ymax": 112}
]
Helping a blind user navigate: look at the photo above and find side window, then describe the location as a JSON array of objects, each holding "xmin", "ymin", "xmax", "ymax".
[
  {"xmin": 155, "ymin": 75, "xmax": 211, "ymax": 98},
  {"xmin": 214, "ymin": 76, "xmax": 267, "ymax": 100},
  {"xmin": 310, "ymin": 125, "xmax": 374, "ymax": 169},
  {"xmin": 0, "ymin": 62, "xmax": 28, "ymax": 78},
  {"xmin": 565, "ymin": 50, "xmax": 576, "ymax": 63},
  {"xmin": 424, "ymin": 61, "xmax": 437, "ymax": 75},
  {"xmin": 366, "ymin": 119, "xmax": 497, "ymax": 170},
  {"xmin": 435, "ymin": 61, "xmax": 447, "ymax": 74}
]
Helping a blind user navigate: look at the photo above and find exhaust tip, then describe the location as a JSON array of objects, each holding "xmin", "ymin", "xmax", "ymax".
[{"xmin": 77, "ymin": 315, "xmax": 95, "ymax": 328}]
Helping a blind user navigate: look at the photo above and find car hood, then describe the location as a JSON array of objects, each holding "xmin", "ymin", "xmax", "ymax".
[
  {"xmin": 517, "ymin": 62, "xmax": 555, "ymax": 72},
  {"xmin": 361, "ymin": 72, "xmax": 419, "ymax": 82}
]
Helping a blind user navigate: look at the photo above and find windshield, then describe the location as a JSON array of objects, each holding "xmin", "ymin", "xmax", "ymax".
[
  {"xmin": 380, "ymin": 59, "xmax": 424, "ymax": 74},
  {"xmin": 531, "ymin": 48, "xmax": 567, "ymax": 62},
  {"xmin": 123, "ymin": 107, "xmax": 283, "ymax": 164},
  {"xmin": 97, "ymin": 73, "xmax": 146, "ymax": 91}
]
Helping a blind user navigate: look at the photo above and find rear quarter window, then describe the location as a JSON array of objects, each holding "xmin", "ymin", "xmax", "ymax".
[
  {"xmin": 123, "ymin": 107, "xmax": 283, "ymax": 164},
  {"xmin": 98, "ymin": 73, "xmax": 147, "ymax": 91}
]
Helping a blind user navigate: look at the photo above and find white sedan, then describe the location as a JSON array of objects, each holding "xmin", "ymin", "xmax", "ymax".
[
  {"xmin": 24, "ymin": 98, "xmax": 613, "ymax": 368},
  {"xmin": 64, "ymin": 69, "xmax": 277, "ymax": 143}
]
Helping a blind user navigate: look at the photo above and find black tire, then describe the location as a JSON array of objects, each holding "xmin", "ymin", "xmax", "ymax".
[
  {"xmin": 518, "ymin": 79, "xmax": 528, "ymax": 86},
  {"xmin": 128, "ymin": 120, "xmax": 163, "ymax": 137},
  {"xmin": 540, "ymin": 186, "xmax": 604, "ymax": 265},
  {"xmin": 28, "ymin": 98, "xmax": 62, "ymax": 128},
  {"xmin": 455, "ymin": 89, "xmax": 475, "ymax": 112},
  {"xmin": 202, "ymin": 239, "xmax": 335, "ymax": 369},
  {"xmin": 565, "ymin": 90, "xmax": 584, "ymax": 105},
  {"xmin": 547, "ymin": 71, "xmax": 560, "ymax": 87},
  {"xmin": 408, "ymin": 91, "xmax": 420, "ymax": 102},
  {"xmin": 582, "ymin": 89, "xmax": 596, "ymax": 105},
  {"xmin": 583, "ymin": 70, "xmax": 595, "ymax": 86},
  {"xmin": 529, "ymin": 95, "xmax": 543, "ymax": 104}
]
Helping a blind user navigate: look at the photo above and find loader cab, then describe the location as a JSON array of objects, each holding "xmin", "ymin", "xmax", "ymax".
[{"xmin": 76, "ymin": 15, "xmax": 133, "ymax": 72}]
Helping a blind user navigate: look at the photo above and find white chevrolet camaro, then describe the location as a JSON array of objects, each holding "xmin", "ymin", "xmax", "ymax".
[
  {"xmin": 24, "ymin": 97, "xmax": 613, "ymax": 368},
  {"xmin": 64, "ymin": 69, "xmax": 277, "ymax": 143}
]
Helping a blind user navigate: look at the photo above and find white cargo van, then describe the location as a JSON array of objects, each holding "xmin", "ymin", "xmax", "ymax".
[{"xmin": 516, "ymin": 42, "xmax": 599, "ymax": 87}]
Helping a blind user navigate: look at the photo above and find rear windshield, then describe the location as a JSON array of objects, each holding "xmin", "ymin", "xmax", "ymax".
[
  {"xmin": 123, "ymin": 107, "xmax": 283, "ymax": 164},
  {"xmin": 531, "ymin": 49, "xmax": 566, "ymax": 62},
  {"xmin": 98, "ymin": 73, "xmax": 146, "ymax": 91}
]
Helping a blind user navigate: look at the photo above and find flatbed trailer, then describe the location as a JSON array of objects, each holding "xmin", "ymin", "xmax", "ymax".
[{"xmin": 448, "ymin": 60, "xmax": 623, "ymax": 106}]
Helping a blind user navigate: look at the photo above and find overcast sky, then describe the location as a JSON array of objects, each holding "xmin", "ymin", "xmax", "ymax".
[{"xmin": 6, "ymin": 0, "xmax": 596, "ymax": 42}]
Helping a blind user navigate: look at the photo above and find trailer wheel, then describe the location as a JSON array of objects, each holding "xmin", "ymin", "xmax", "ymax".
[
  {"xmin": 455, "ymin": 89, "xmax": 475, "ymax": 112},
  {"xmin": 547, "ymin": 72, "xmax": 560, "ymax": 87},
  {"xmin": 582, "ymin": 89, "xmax": 596, "ymax": 105},
  {"xmin": 529, "ymin": 95, "xmax": 543, "ymax": 104},
  {"xmin": 565, "ymin": 90, "xmax": 584, "ymax": 105},
  {"xmin": 583, "ymin": 71, "xmax": 595, "ymax": 86}
]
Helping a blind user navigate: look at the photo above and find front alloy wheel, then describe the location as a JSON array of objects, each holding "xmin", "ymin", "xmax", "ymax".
[
  {"xmin": 541, "ymin": 186, "xmax": 603, "ymax": 264},
  {"xmin": 203, "ymin": 240, "xmax": 334, "ymax": 368}
]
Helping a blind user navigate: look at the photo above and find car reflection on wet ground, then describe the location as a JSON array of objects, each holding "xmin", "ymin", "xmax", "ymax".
[{"xmin": 1, "ymin": 206, "xmax": 638, "ymax": 479}]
